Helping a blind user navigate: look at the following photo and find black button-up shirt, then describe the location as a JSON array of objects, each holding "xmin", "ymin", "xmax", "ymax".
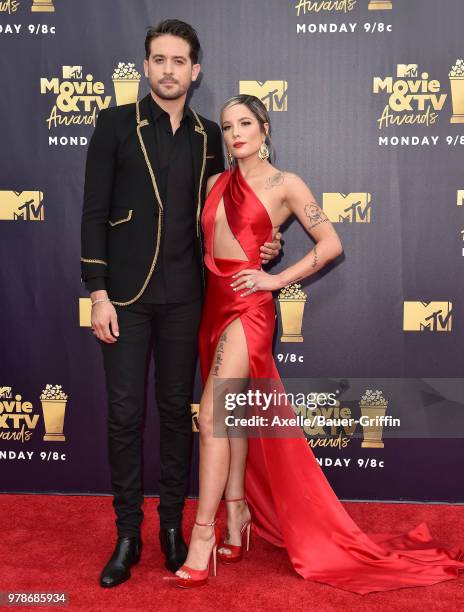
[{"xmin": 140, "ymin": 96, "xmax": 202, "ymax": 303}]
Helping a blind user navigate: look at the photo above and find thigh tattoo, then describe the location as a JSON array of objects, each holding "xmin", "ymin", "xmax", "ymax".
[{"xmin": 212, "ymin": 331, "xmax": 228, "ymax": 377}]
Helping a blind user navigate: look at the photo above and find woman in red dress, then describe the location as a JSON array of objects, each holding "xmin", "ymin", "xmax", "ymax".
[{"xmin": 175, "ymin": 95, "xmax": 464, "ymax": 592}]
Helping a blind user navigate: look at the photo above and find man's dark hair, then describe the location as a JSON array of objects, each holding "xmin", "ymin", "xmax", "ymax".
[{"xmin": 145, "ymin": 20, "xmax": 201, "ymax": 64}]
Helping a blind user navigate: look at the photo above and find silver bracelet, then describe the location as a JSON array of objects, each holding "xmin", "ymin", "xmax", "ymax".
[{"xmin": 91, "ymin": 298, "xmax": 111, "ymax": 307}]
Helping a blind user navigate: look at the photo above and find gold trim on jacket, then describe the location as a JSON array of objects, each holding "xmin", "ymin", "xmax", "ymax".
[
  {"xmin": 192, "ymin": 110, "xmax": 207, "ymax": 240},
  {"xmin": 108, "ymin": 209, "xmax": 133, "ymax": 226},
  {"xmin": 81, "ymin": 257, "xmax": 107, "ymax": 266},
  {"xmin": 110, "ymin": 101, "xmax": 207, "ymax": 307},
  {"xmin": 191, "ymin": 109, "xmax": 207, "ymax": 289}
]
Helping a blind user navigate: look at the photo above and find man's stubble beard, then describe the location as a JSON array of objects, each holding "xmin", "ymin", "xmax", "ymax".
[{"xmin": 151, "ymin": 81, "xmax": 188, "ymax": 101}]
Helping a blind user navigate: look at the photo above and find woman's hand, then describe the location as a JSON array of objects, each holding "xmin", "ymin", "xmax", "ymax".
[{"xmin": 230, "ymin": 268, "xmax": 283, "ymax": 297}]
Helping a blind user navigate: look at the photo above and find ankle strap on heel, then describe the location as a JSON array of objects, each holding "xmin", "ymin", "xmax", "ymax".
[
  {"xmin": 225, "ymin": 497, "xmax": 247, "ymax": 503},
  {"xmin": 195, "ymin": 518, "xmax": 217, "ymax": 527}
]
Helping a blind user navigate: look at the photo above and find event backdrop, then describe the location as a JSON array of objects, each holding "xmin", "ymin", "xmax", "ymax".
[{"xmin": 1, "ymin": 0, "xmax": 463, "ymax": 502}]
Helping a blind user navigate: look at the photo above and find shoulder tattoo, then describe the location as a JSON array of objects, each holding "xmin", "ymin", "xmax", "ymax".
[{"xmin": 265, "ymin": 171, "xmax": 286, "ymax": 189}]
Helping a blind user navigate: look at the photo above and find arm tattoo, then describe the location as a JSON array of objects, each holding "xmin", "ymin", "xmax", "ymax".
[
  {"xmin": 212, "ymin": 331, "xmax": 227, "ymax": 376},
  {"xmin": 265, "ymin": 171, "xmax": 285, "ymax": 189},
  {"xmin": 311, "ymin": 244, "xmax": 318, "ymax": 269},
  {"xmin": 304, "ymin": 202, "xmax": 328, "ymax": 229}
]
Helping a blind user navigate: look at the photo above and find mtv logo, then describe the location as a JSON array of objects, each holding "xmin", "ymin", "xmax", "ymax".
[
  {"xmin": 0, "ymin": 191, "xmax": 44, "ymax": 221},
  {"xmin": 403, "ymin": 301, "xmax": 453, "ymax": 332},
  {"xmin": 239, "ymin": 81, "xmax": 288, "ymax": 111},
  {"xmin": 79, "ymin": 298, "xmax": 92, "ymax": 327},
  {"xmin": 0, "ymin": 387, "xmax": 12, "ymax": 399},
  {"xmin": 397, "ymin": 64, "xmax": 418, "ymax": 78},
  {"xmin": 191, "ymin": 403, "xmax": 200, "ymax": 432},
  {"xmin": 322, "ymin": 193, "xmax": 372, "ymax": 223},
  {"xmin": 62, "ymin": 66, "xmax": 82, "ymax": 80},
  {"xmin": 457, "ymin": 190, "xmax": 464, "ymax": 206}
]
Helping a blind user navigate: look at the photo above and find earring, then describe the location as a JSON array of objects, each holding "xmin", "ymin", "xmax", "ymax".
[
  {"xmin": 227, "ymin": 151, "xmax": 234, "ymax": 166},
  {"xmin": 258, "ymin": 142, "xmax": 269, "ymax": 161}
]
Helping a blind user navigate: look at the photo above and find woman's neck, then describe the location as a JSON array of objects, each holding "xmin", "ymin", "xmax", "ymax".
[{"xmin": 236, "ymin": 156, "xmax": 271, "ymax": 179}]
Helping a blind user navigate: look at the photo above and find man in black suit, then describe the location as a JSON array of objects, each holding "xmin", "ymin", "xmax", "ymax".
[{"xmin": 81, "ymin": 20, "xmax": 281, "ymax": 588}]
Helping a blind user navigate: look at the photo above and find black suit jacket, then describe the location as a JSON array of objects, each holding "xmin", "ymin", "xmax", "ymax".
[{"xmin": 80, "ymin": 93, "xmax": 224, "ymax": 306}]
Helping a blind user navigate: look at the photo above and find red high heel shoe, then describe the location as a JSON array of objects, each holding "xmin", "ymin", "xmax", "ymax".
[
  {"xmin": 175, "ymin": 519, "xmax": 220, "ymax": 588},
  {"xmin": 218, "ymin": 498, "xmax": 252, "ymax": 563}
]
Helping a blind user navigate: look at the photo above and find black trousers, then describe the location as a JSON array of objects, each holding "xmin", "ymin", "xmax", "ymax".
[{"xmin": 100, "ymin": 297, "xmax": 202, "ymax": 536}]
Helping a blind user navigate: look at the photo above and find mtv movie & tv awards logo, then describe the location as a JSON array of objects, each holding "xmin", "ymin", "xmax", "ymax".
[
  {"xmin": 39, "ymin": 63, "xmax": 141, "ymax": 146},
  {"xmin": 373, "ymin": 64, "xmax": 448, "ymax": 129},
  {"xmin": 0, "ymin": 384, "xmax": 68, "ymax": 444},
  {"xmin": 293, "ymin": 0, "xmax": 394, "ymax": 14},
  {"xmin": 373, "ymin": 60, "xmax": 464, "ymax": 147},
  {"xmin": 293, "ymin": 389, "xmax": 390, "ymax": 452},
  {"xmin": 294, "ymin": 0, "xmax": 357, "ymax": 14},
  {"xmin": 40, "ymin": 65, "xmax": 111, "ymax": 142}
]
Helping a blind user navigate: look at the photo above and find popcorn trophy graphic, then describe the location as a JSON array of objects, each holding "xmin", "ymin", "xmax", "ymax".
[
  {"xmin": 277, "ymin": 283, "xmax": 307, "ymax": 342},
  {"xmin": 40, "ymin": 384, "xmax": 68, "ymax": 441},
  {"xmin": 360, "ymin": 389, "xmax": 388, "ymax": 448},
  {"xmin": 368, "ymin": 0, "xmax": 392, "ymax": 9},
  {"xmin": 31, "ymin": 0, "xmax": 55, "ymax": 12},
  {"xmin": 112, "ymin": 63, "xmax": 141, "ymax": 106},
  {"xmin": 449, "ymin": 59, "xmax": 464, "ymax": 123}
]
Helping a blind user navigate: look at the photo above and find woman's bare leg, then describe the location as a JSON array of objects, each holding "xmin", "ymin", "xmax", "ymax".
[
  {"xmin": 217, "ymin": 437, "xmax": 252, "ymax": 556},
  {"xmin": 176, "ymin": 318, "xmax": 249, "ymax": 577}
]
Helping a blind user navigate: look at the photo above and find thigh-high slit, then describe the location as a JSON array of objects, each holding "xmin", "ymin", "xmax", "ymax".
[{"xmin": 197, "ymin": 167, "xmax": 464, "ymax": 594}]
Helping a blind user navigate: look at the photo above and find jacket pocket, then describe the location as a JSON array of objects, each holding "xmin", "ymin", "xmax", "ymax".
[{"xmin": 108, "ymin": 208, "xmax": 133, "ymax": 226}]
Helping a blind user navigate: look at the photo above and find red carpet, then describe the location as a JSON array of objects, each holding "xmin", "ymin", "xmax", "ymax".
[{"xmin": 1, "ymin": 494, "xmax": 463, "ymax": 611}]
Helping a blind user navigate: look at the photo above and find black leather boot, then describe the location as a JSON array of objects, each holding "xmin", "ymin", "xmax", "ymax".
[
  {"xmin": 159, "ymin": 527, "xmax": 188, "ymax": 572},
  {"xmin": 99, "ymin": 536, "xmax": 142, "ymax": 588}
]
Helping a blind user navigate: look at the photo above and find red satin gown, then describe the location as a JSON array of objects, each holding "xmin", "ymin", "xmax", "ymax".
[{"xmin": 198, "ymin": 165, "xmax": 464, "ymax": 594}]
